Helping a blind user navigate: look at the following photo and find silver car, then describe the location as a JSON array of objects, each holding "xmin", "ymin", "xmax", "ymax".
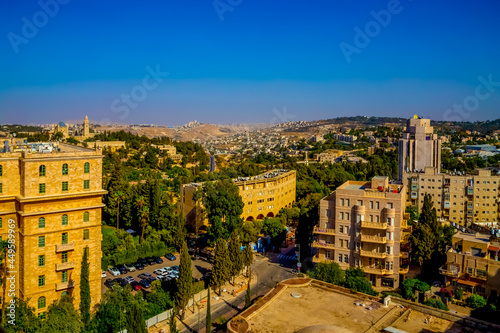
[
  {"xmin": 124, "ymin": 263, "xmax": 136, "ymax": 272},
  {"xmin": 108, "ymin": 267, "xmax": 120, "ymax": 276}
]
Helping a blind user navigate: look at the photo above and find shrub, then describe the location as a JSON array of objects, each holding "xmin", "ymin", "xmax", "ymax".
[
  {"xmin": 454, "ymin": 288, "xmax": 464, "ymax": 301},
  {"xmin": 466, "ymin": 294, "xmax": 487, "ymax": 309},
  {"xmin": 424, "ymin": 298, "xmax": 449, "ymax": 311},
  {"xmin": 381, "ymin": 291, "xmax": 402, "ymax": 299},
  {"xmin": 307, "ymin": 261, "xmax": 344, "ymax": 285}
]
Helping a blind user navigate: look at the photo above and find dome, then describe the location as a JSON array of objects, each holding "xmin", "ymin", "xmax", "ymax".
[{"xmin": 58, "ymin": 121, "xmax": 67, "ymax": 127}]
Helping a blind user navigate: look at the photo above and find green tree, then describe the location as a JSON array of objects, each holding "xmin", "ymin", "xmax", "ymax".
[
  {"xmin": 467, "ymin": 294, "xmax": 487, "ymax": 309},
  {"xmin": 173, "ymin": 213, "xmax": 187, "ymax": 251},
  {"xmin": 242, "ymin": 245, "xmax": 254, "ymax": 277},
  {"xmin": 245, "ymin": 277, "xmax": 251, "ymax": 308},
  {"xmin": 343, "ymin": 268, "xmax": 378, "ymax": 296},
  {"xmin": 228, "ymin": 231, "xmax": 243, "ymax": 285},
  {"xmin": 79, "ymin": 247, "xmax": 91, "ymax": 326},
  {"xmin": 206, "ymin": 287, "xmax": 212, "ymax": 333},
  {"xmin": 175, "ymin": 240, "xmax": 192, "ymax": 319},
  {"xmin": 211, "ymin": 239, "xmax": 230, "ymax": 295},
  {"xmin": 38, "ymin": 296, "xmax": 83, "ymax": 333},
  {"xmin": 4, "ymin": 297, "xmax": 41, "ymax": 333},
  {"xmin": 410, "ymin": 194, "xmax": 437, "ymax": 266},
  {"xmin": 424, "ymin": 298, "xmax": 449, "ymax": 311},
  {"xmin": 239, "ymin": 220, "xmax": 262, "ymax": 244},
  {"xmin": 169, "ymin": 303, "xmax": 179, "ymax": 333},
  {"xmin": 125, "ymin": 301, "xmax": 147, "ymax": 333},
  {"xmin": 307, "ymin": 261, "xmax": 344, "ymax": 285}
]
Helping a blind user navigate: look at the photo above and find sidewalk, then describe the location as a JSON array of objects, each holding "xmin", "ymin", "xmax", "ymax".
[{"xmin": 149, "ymin": 271, "xmax": 257, "ymax": 333}]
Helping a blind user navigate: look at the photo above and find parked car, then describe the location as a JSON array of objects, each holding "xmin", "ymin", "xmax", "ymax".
[
  {"xmin": 154, "ymin": 256, "xmax": 163, "ymax": 264},
  {"xmin": 101, "ymin": 270, "xmax": 107, "ymax": 278},
  {"xmin": 115, "ymin": 278, "xmax": 128, "ymax": 287},
  {"xmin": 147, "ymin": 276, "xmax": 157, "ymax": 283},
  {"xmin": 134, "ymin": 262, "xmax": 145, "ymax": 270},
  {"xmin": 104, "ymin": 279, "xmax": 114, "ymax": 288},
  {"xmin": 166, "ymin": 253, "xmax": 176, "ymax": 261},
  {"xmin": 138, "ymin": 272, "xmax": 152, "ymax": 280},
  {"xmin": 116, "ymin": 265, "xmax": 127, "ymax": 275},
  {"xmin": 139, "ymin": 279, "xmax": 151, "ymax": 289},
  {"xmin": 124, "ymin": 276, "xmax": 135, "ymax": 284},
  {"xmin": 146, "ymin": 257, "xmax": 156, "ymax": 265},
  {"xmin": 138, "ymin": 258, "xmax": 148, "ymax": 266},
  {"xmin": 108, "ymin": 267, "xmax": 120, "ymax": 276},
  {"xmin": 154, "ymin": 268, "xmax": 168, "ymax": 276},
  {"xmin": 171, "ymin": 265, "xmax": 179, "ymax": 271},
  {"xmin": 130, "ymin": 281, "xmax": 142, "ymax": 291},
  {"xmin": 124, "ymin": 263, "xmax": 136, "ymax": 272}
]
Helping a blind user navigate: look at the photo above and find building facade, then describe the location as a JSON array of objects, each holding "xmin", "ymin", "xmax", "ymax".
[
  {"xmin": 402, "ymin": 167, "xmax": 499, "ymax": 226},
  {"xmin": 0, "ymin": 143, "xmax": 106, "ymax": 318},
  {"xmin": 440, "ymin": 232, "xmax": 500, "ymax": 299},
  {"xmin": 398, "ymin": 116, "xmax": 441, "ymax": 180},
  {"xmin": 180, "ymin": 170, "xmax": 296, "ymax": 233},
  {"xmin": 313, "ymin": 176, "xmax": 410, "ymax": 287}
]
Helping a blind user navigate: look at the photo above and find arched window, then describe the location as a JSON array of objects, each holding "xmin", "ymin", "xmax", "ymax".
[
  {"xmin": 61, "ymin": 291, "xmax": 67, "ymax": 298},
  {"xmin": 62, "ymin": 163, "xmax": 68, "ymax": 175},
  {"xmin": 38, "ymin": 296, "xmax": 46, "ymax": 309},
  {"xmin": 39, "ymin": 165, "xmax": 46, "ymax": 177},
  {"xmin": 62, "ymin": 214, "xmax": 68, "ymax": 226},
  {"xmin": 0, "ymin": 165, "xmax": 3, "ymax": 176},
  {"xmin": 84, "ymin": 162, "xmax": 90, "ymax": 174},
  {"xmin": 83, "ymin": 211, "xmax": 89, "ymax": 222},
  {"xmin": 38, "ymin": 217, "xmax": 45, "ymax": 228}
]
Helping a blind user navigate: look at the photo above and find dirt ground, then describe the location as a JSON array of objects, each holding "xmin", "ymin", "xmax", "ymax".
[
  {"xmin": 247, "ymin": 286, "xmax": 390, "ymax": 333},
  {"xmin": 391, "ymin": 309, "xmax": 467, "ymax": 333}
]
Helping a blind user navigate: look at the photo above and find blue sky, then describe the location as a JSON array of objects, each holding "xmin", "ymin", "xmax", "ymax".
[{"xmin": 0, "ymin": 0, "xmax": 499, "ymax": 125}]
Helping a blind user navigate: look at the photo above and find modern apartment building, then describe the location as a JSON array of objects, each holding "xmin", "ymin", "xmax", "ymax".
[
  {"xmin": 402, "ymin": 167, "xmax": 499, "ymax": 226},
  {"xmin": 398, "ymin": 116, "xmax": 441, "ymax": 180},
  {"xmin": 180, "ymin": 170, "xmax": 296, "ymax": 233},
  {"xmin": 313, "ymin": 176, "xmax": 410, "ymax": 287},
  {"xmin": 440, "ymin": 232, "xmax": 500, "ymax": 299},
  {"xmin": 0, "ymin": 143, "xmax": 106, "ymax": 318}
]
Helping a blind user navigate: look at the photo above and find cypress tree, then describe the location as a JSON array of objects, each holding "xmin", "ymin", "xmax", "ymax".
[
  {"xmin": 79, "ymin": 247, "xmax": 91, "ymax": 326},
  {"xmin": 125, "ymin": 301, "xmax": 147, "ymax": 333},
  {"xmin": 206, "ymin": 287, "xmax": 212, "ymax": 333},
  {"xmin": 245, "ymin": 278, "xmax": 251, "ymax": 308},
  {"xmin": 242, "ymin": 245, "xmax": 254, "ymax": 277},
  {"xmin": 175, "ymin": 240, "xmax": 192, "ymax": 319},
  {"xmin": 228, "ymin": 231, "xmax": 243, "ymax": 285},
  {"xmin": 210, "ymin": 239, "xmax": 230, "ymax": 295},
  {"xmin": 169, "ymin": 301, "xmax": 179, "ymax": 333}
]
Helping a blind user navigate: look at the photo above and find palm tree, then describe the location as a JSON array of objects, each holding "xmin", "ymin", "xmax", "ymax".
[{"xmin": 138, "ymin": 207, "xmax": 150, "ymax": 244}]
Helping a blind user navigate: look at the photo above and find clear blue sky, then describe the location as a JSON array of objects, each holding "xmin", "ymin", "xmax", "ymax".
[{"xmin": 1, "ymin": 0, "xmax": 499, "ymax": 126}]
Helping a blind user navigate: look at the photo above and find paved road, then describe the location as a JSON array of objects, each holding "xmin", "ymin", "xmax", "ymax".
[{"xmin": 179, "ymin": 246, "xmax": 297, "ymax": 333}]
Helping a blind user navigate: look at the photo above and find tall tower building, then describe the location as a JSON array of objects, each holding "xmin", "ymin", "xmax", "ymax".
[
  {"xmin": 83, "ymin": 115, "xmax": 90, "ymax": 138},
  {"xmin": 0, "ymin": 143, "xmax": 105, "ymax": 318},
  {"xmin": 398, "ymin": 115, "xmax": 441, "ymax": 180}
]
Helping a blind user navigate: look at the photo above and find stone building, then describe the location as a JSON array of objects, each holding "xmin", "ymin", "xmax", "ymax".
[
  {"xmin": 313, "ymin": 176, "xmax": 411, "ymax": 287},
  {"xmin": 179, "ymin": 170, "xmax": 296, "ymax": 233},
  {"xmin": 0, "ymin": 143, "xmax": 106, "ymax": 318}
]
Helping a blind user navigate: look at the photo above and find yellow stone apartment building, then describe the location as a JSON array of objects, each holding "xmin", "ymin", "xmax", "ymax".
[
  {"xmin": 0, "ymin": 143, "xmax": 105, "ymax": 318},
  {"xmin": 402, "ymin": 167, "xmax": 500, "ymax": 226},
  {"xmin": 180, "ymin": 170, "xmax": 296, "ymax": 233},
  {"xmin": 313, "ymin": 176, "xmax": 411, "ymax": 287}
]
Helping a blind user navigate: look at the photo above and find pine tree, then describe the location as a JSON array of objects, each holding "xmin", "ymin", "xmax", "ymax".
[
  {"xmin": 410, "ymin": 193, "xmax": 438, "ymax": 267},
  {"xmin": 242, "ymin": 245, "xmax": 254, "ymax": 277},
  {"xmin": 175, "ymin": 240, "xmax": 192, "ymax": 319},
  {"xmin": 79, "ymin": 247, "xmax": 91, "ymax": 326},
  {"xmin": 211, "ymin": 239, "xmax": 230, "ymax": 295},
  {"xmin": 206, "ymin": 287, "xmax": 212, "ymax": 333},
  {"xmin": 228, "ymin": 231, "xmax": 243, "ymax": 285},
  {"xmin": 125, "ymin": 301, "xmax": 147, "ymax": 333},
  {"xmin": 169, "ymin": 301, "xmax": 179, "ymax": 333}
]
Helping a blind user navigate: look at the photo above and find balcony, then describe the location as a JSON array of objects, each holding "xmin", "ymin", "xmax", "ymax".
[
  {"xmin": 312, "ymin": 255, "xmax": 336, "ymax": 264},
  {"xmin": 467, "ymin": 210, "xmax": 473, "ymax": 217},
  {"xmin": 361, "ymin": 221, "xmax": 387, "ymax": 230},
  {"xmin": 55, "ymin": 243, "xmax": 75, "ymax": 253},
  {"xmin": 399, "ymin": 266, "xmax": 409, "ymax": 274},
  {"xmin": 363, "ymin": 266, "xmax": 390, "ymax": 275},
  {"xmin": 467, "ymin": 186, "xmax": 474, "ymax": 196},
  {"xmin": 360, "ymin": 235, "xmax": 387, "ymax": 244},
  {"xmin": 56, "ymin": 261, "xmax": 75, "ymax": 271},
  {"xmin": 312, "ymin": 241, "xmax": 336, "ymax": 250},
  {"xmin": 384, "ymin": 208, "xmax": 396, "ymax": 217},
  {"xmin": 400, "ymin": 232, "xmax": 411, "ymax": 243},
  {"xmin": 439, "ymin": 266, "xmax": 460, "ymax": 278},
  {"xmin": 443, "ymin": 201, "xmax": 451, "ymax": 209},
  {"xmin": 400, "ymin": 251, "xmax": 410, "ymax": 259},
  {"xmin": 313, "ymin": 227, "xmax": 335, "ymax": 235},
  {"xmin": 55, "ymin": 280, "xmax": 75, "ymax": 291},
  {"xmin": 360, "ymin": 250, "xmax": 387, "ymax": 259},
  {"xmin": 410, "ymin": 191, "xmax": 418, "ymax": 199}
]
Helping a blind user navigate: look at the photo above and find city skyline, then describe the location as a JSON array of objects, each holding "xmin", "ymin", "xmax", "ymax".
[{"xmin": 1, "ymin": 1, "xmax": 500, "ymax": 124}]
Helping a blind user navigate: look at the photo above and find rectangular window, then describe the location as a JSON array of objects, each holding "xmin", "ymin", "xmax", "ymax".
[
  {"xmin": 38, "ymin": 255, "xmax": 45, "ymax": 267},
  {"xmin": 83, "ymin": 229, "xmax": 89, "ymax": 240},
  {"xmin": 387, "ymin": 203, "xmax": 393, "ymax": 209},
  {"xmin": 346, "ymin": 213, "xmax": 350, "ymax": 220},
  {"xmin": 62, "ymin": 252, "xmax": 68, "ymax": 263},
  {"xmin": 376, "ymin": 202, "xmax": 380, "ymax": 209},
  {"xmin": 325, "ymin": 250, "xmax": 330, "ymax": 259},
  {"xmin": 62, "ymin": 271, "xmax": 68, "ymax": 283},
  {"xmin": 338, "ymin": 254, "xmax": 342, "ymax": 262},
  {"xmin": 344, "ymin": 254, "xmax": 348, "ymax": 263},
  {"xmin": 339, "ymin": 225, "xmax": 344, "ymax": 233},
  {"xmin": 62, "ymin": 233, "xmax": 68, "ymax": 245},
  {"xmin": 38, "ymin": 236, "xmax": 45, "ymax": 248},
  {"xmin": 370, "ymin": 201, "xmax": 374, "ymax": 209},
  {"xmin": 38, "ymin": 275, "xmax": 45, "ymax": 287},
  {"xmin": 357, "ymin": 200, "xmax": 363, "ymax": 206},
  {"xmin": 83, "ymin": 179, "xmax": 90, "ymax": 189},
  {"xmin": 62, "ymin": 181, "xmax": 68, "ymax": 192},
  {"xmin": 0, "ymin": 183, "xmax": 2, "ymax": 193},
  {"xmin": 346, "ymin": 199, "xmax": 350, "ymax": 206},
  {"xmin": 340, "ymin": 199, "xmax": 344, "ymax": 206},
  {"xmin": 39, "ymin": 183, "xmax": 46, "ymax": 194}
]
